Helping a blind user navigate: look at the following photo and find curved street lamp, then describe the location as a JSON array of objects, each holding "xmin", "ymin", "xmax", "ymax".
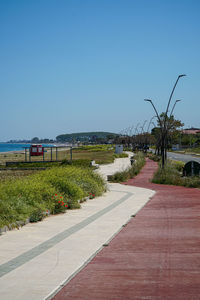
[
  {"xmin": 141, "ymin": 120, "xmax": 147, "ymax": 133},
  {"xmin": 147, "ymin": 116, "xmax": 157, "ymax": 133},
  {"xmin": 144, "ymin": 99, "xmax": 162, "ymax": 128},
  {"xmin": 169, "ymin": 99, "xmax": 181, "ymax": 118},
  {"xmin": 134, "ymin": 123, "xmax": 140, "ymax": 135},
  {"xmin": 165, "ymin": 75, "xmax": 186, "ymax": 118},
  {"xmin": 144, "ymin": 74, "xmax": 186, "ymax": 168}
]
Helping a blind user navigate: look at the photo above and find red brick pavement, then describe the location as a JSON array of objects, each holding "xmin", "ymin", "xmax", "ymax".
[{"xmin": 53, "ymin": 159, "xmax": 200, "ymax": 300}]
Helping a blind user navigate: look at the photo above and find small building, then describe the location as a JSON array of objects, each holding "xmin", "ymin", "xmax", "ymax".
[
  {"xmin": 182, "ymin": 128, "xmax": 200, "ymax": 135},
  {"xmin": 30, "ymin": 144, "xmax": 44, "ymax": 156}
]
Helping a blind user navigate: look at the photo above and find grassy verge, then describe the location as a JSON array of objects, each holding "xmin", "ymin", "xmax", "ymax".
[
  {"xmin": 0, "ymin": 146, "xmax": 128, "ymax": 181},
  {"xmin": 0, "ymin": 145, "xmax": 114, "ymax": 165},
  {"xmin": 175, "ymin": 147, "xmax": 200, "ymax": 155},
  {"xmin": 147, "ymin": 153, "xmax": 161, "ymax": 162},
  {"xmin": 0, "ymin": 145, "xmax": 130, "ymax": 229},
  {"xmin": 0, "ymin": 165, "xmax": 106, "ymax": 229},
  {"xmin": 71, "ymin": 145, "xmax": 128, "ymax": 164},
  {"xmin": 152, "ymin": 160, "xmax": 200, "ymax": 188},
  {"xmin": 108, "ymin": 152, "xmax": 145, "ymax": 183}
]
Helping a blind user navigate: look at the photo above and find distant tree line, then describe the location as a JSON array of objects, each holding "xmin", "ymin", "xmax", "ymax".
[{"xmin": 56, "ymin": 132, "xmax": 118, "ymax": 143}]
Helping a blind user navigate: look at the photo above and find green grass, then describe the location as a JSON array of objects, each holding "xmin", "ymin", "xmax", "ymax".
[
  {"xmin": 0, "ymin": 169, "xmax": 42, "ymax": 182},
  {"xmin": 74, "ymin": 145, "xmax": 113, "ymax": 152},
  {"xmin": 170, "ymin": 147, "xmax": 200, "ymax": 155},
  {"xmin": 2, "ymin": 161, "xmax": 60, "ymax": 168},
  {"xmin": 113, "ymin": 153, "xmax": 128, "ymax": 159},
  {"xmin": 182, "ymin": 147, "xmax": 200, "ymax": 154},
  {"xmin": 152, "ymin": 160, "xmax": 200, "ymax": 188},
  {"xmin": 108, "ymin": 152, "xmax": 145, "ymax": 183},
  {"xmin": 0, "ymin": 144, "xmax": 121, "ymax": 169},
  {"xmin": 0, "ymin": 165, "xmax": 106, "ymax": 229},
  {"xmin": 0, "ymin": 145, "xmax": 127, "ymax": 182},
  {"xmin": 147, "ymin": 153, "xmax": 161, "ymax": 162},
  {"xmin": 70, "ymin": 145, "xmax": 117, "ymax": 164},
  {"xmin": 0, "ymin": 144, "xmax": 130, "ymax": 229},
  {"xmin": 0, "ymin": 149, "xmax": 69, "ymax": 165}
]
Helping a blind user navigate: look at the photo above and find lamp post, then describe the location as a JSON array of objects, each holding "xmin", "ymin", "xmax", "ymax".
[
  {"xmin": 163, "ymin": 74, "xmax": 186, "ymax": 160},
  {"xmin": 164, "ymin": 75, "xmax": 185, "ymax": 119},
  {"xmin": 164, "ymin": 99, "xmax": 182, "ymax": 158},
  {"xmin": 169, "ymin": 100, "xmax": 181, "ymax": 118},
  {"xmin": 141, "ymin": 120, "xmax": 147, "ymax": 133},
  {"xmin": 134, "ymin": 123, "xmax": 140, "ymax": 135},
  {"xmin": 144, "ymin": 74, "xmax": 186, "ymax": 168},
  {"xmin": 144, "ymin": 99, "xmax": 162, "ymax": 127},
  {"xmin": 132, "ymin": 123, "xmax": 140, "ymax": 150},
  {"xmin": 147, "ymin": 116, "xmax": 157, "ymax": 133},
  {"xmin": 143, "ymin": 116, "xmax": 157, "ymax": 150}
]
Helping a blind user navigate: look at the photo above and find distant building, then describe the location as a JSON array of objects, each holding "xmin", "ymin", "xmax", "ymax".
[{"xmin": 182, "ymin": 128, "xmax": 200, "ymax": 135}]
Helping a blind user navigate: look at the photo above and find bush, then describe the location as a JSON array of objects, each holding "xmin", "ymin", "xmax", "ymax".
[
  {"xmin": 148, "ymin": 153, "xmax": 161, "ymax": 162},
  {"xmin": 170, "ymin": 160, "xmax": 184, "ymax": 172},
  {"xmin": 29, "ymin": 208, "xmax": 45, "ymax": 223},
  {"xmin": 61, "ymin": 159, "xmax": 92, "ymax": 168},
  {"xmin": 7, "ymin": 162, "xmax": 60, "ymax": 168},
  {"xmin": 152, "ymin": 160, "xmax": 200, "ymax": 188},
  {"xmin": 51, "ymin": 193, "xmax": 68, "ymax": 214},
  {"xmin": 113, "ymin": 153, "xmax": 128, "ymax": 159},
  {"xmin": 0, "ymin": 165, "xmax": 106, "ymax": 228}
]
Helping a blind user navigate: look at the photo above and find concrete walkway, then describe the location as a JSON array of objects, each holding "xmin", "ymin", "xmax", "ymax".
[
  {"xmin": 0, "ymin": 156, "xmax": 154, "ymax": 300},
  {"xmin": 53, "ymin": 159, "xmax": 200, "ymax": 300},
  {"xmin": 97, "ymin": 151, "xmax": 133, "ymax": 180}
]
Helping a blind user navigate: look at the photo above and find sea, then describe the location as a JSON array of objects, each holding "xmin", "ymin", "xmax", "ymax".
[{"xmin": 0, "ymin": 143, "xmax": 55, "ymax": 153}]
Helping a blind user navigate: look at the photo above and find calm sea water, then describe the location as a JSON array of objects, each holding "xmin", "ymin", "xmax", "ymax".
[{"xmin": 0, "ymin": 143, "xmax": 54, "ymax": 153}]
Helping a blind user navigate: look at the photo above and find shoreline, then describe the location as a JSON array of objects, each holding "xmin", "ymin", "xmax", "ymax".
[
  {"xmin": 0, "ymin": 150, "xmax": 25, "ymax": 155},
  {"xmin": 0, "ymin": 143, "xmax": 70, "ymax": 154},
  {"xmin": 0, "ymin": 144, "xmax": 71, "ymax": 155}
]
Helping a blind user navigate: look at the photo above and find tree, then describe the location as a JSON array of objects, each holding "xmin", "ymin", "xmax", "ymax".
[
  {"xmin": 31, "ymin": 137, "xmax": 40, "ymax": 143},
  {"xmin": 153, "ymin": 113, "xmax": 184, "ymax": 159}
]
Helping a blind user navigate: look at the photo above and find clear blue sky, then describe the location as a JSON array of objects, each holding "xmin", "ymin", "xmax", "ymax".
[{"xmin": 0, "ymin": 0, "xmax": 199, "ymax": 141}]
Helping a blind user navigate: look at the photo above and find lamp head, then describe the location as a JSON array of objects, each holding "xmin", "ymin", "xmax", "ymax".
[
  {"xmin": 179, "ymin": 74, "xmax": 186, "ymax": 78},
  {"xmin": 144, "ymin": 99, "xmax": 152, "ymax": 102}
]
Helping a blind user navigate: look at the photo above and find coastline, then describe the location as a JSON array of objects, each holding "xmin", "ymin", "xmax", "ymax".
[
  {"xmin": 0, "ymin": 143, "xmax": 64, "ymax": 155},
  {"xmin": 0, "ymin": 143, "xmax": 70, "ymax": 157},
  {"xmin": 0, "ymin": 150, "xmax": 25, "ymax": 155}
]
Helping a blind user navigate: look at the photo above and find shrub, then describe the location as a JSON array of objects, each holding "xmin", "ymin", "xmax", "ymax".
[
  {"xmin": 148, "ymin": 153, "xmax": 161, "ymax": 162},
  {"xmin": 29, "ymin": 208, "xmax": 45, "ymax": 223},
  {"xmin": 61, "ymin": 159, "xmax": 92, "ymax": 168},
  {"xmin": 113, "ymin": 153, "xmax": 128, "ymax": 159},
  {"xmin": 51, "ymin": 193, "xmax": 68, "ymax": 214},
  {"xmin": 170, "ymin": 160, "xmax": 184, "ymax": 172},
  {"xmin": 89, "ymin": 193, "xmax": 95, "ymax": 199},
  {"xmin": 152, "ymin": 160, "xmax": 200, "ymax": 188},
  {"xmin": 0, "ymin": 165, "xmax": 106, "ymax": 228}
]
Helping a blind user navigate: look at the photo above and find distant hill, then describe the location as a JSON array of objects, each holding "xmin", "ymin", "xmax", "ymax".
[{"xmin": 56, "ymin": 132, "xmax": 118, "ymax": 142}]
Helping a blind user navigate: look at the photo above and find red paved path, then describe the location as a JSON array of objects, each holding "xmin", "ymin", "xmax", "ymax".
[{"xmin": 53, "ymin": 159, "xmax": 200, "ymax": 300}]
